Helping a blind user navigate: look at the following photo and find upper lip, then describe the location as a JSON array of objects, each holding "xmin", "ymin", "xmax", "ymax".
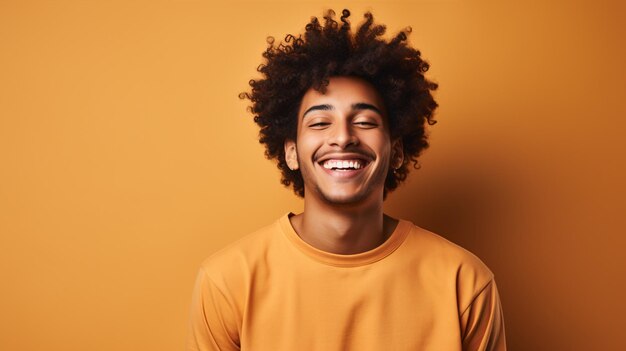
[{"xmin": 315, "ymin": 152, "xmax": 373, "ymax": 164}]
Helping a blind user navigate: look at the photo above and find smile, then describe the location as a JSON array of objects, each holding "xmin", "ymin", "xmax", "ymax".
[{"xmin": 321, "ymin": 159, "xmax": 365, "ymax": 171}]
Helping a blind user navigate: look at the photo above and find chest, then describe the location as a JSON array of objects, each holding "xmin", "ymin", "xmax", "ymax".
[{"xmin": 239, "ymin": 262, "xmax": 462, "ymax": 350}]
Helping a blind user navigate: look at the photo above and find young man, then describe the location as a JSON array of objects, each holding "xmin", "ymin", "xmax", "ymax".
[{"xmin": 187, "ymin": 9, "xmax": 506, "ymax": 351}]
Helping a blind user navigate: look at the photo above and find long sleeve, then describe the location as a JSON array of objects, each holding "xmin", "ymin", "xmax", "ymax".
[
  {"xmin": 186, "ymin": 268, "xmax": 241, "ymax": 351},
  {"xmin": 460, "ymin": 279, "xmax": 506, "ymax": 351}
]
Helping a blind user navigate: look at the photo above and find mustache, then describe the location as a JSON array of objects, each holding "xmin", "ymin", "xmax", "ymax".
[{"xmin": 313, "ymin": 148, "xmax": 375, "ymax": 162}]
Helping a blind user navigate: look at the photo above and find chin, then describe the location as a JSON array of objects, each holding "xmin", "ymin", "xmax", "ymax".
[{"xmin": 317, "ymin": 186, "xmax": 373, "ymax": 206}]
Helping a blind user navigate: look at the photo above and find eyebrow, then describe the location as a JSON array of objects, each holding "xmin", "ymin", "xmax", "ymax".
[{"xmin": 302, "ymin": 103, "xmax": 383, "ymax": 119}]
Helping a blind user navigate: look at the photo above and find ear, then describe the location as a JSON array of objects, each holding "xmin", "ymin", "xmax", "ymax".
[
  {"xmin": 391, "ymin": 138, "xmax": 404, "ymax": 169},
  {"xmin": 284, "ymin": 139, "xmax": 299, "ymax": 170}
]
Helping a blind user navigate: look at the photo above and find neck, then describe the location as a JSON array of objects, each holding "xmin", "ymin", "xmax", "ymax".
[{"xmin": 290, "ymin": 195, "xmax": 397, "ymax": 255}]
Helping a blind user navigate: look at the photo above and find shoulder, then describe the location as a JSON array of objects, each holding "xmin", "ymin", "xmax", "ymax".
[
  {"xmin": 400, "ymin": 221, "xmax": 496, "ymax": 305},
  {"xmin": 407, "ymin": 223, "xmax": 492, "ymax": 272},
  {"xmin": 200, "ymin": 218, "xmax": 280, "ymax": 276}
]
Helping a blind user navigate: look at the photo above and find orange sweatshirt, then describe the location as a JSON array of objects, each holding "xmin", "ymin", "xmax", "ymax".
[{"xmin": 187, "ymin": 214, "xmax": 506, "ymax": 350}]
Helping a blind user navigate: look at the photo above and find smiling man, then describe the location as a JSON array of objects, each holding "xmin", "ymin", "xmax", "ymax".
[{"xmin": 187, "ymin": 9, "xmax": 506, "ymax": 351}]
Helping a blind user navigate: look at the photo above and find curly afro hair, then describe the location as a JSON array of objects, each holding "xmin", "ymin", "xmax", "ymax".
[{"xmin": 240, "ymin": 9, "xmax": 438, "ymax": 197}]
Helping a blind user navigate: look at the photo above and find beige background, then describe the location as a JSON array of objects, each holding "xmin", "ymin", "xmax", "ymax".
[{"xmin": 1, "ymin": 0, "xmax": 624, "ymax": 350}]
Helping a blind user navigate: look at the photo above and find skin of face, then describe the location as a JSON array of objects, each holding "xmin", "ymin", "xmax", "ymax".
[{"xmin": 284, "ymin": 76, "xmax": 403, "ymax": 207}]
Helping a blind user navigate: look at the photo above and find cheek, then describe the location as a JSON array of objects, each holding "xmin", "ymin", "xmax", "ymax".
[
  {"xmin": 366, "ymin": 133, "xmax": 392, "ymax": 159},
  {"xmin": 295, "ymin": 134, "xmax": 320, "ymax": 161}
]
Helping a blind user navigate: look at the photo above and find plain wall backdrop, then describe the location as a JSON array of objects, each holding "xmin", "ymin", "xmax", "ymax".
[{"xmin": 1, "ymin": 0, "xmax": 624, "ymax": 350}]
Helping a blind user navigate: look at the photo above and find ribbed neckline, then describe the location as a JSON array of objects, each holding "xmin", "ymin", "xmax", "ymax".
[{"xmin": 278, "ymin": 213, "xmax": 412, "ymax": 267}]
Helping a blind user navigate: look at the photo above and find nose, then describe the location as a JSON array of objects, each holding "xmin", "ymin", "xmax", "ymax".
[{"xmin": 328, "ymin": 119, "xmax": 359, "ymax": 148}]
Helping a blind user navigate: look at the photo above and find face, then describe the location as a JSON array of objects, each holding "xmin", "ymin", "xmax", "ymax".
[{"xmin": 284, "ymin": 76, "xmax": 403, "ymax": 205}]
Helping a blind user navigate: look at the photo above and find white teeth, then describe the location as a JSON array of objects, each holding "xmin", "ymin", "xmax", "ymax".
[{"xmin": 321, "ymin": 159, "xmax": 364, "ymax": 170}]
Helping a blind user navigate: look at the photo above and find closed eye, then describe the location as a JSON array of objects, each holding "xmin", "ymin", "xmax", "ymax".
[
  {"xmin": 309, "ymin": 122, "xmax": 330, "ymax": 128},
  {"xmin": 354, "ymin": 122, "xmax": 378, "ymax": 128}
]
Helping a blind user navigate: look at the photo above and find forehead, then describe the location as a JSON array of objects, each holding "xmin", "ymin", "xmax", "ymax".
[{"xmin": 298, "ymin": 76, "xmax": 386, "ymax": 116}]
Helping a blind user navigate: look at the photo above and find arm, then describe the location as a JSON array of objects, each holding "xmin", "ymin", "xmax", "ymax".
[
  {"xmin": 460, "ymin": 280, "xmax": 507, "ymax": 351},
  {"xmin": 186, "ymin": 268, "xmax": 241, "ymax": 351}
]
